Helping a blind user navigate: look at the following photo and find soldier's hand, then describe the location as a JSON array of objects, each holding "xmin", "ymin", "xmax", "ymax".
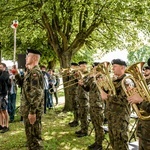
[
  {"xmin": 28, "ymin": 114, "xmax": 36, "ymax": 125},
  {"xmin": 100, "ymin": 89, "xmax": 108, "ymax": 100}
]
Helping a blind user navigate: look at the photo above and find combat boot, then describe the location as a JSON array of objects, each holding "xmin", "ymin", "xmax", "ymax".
[
  {"xmin": 75, "ymin": 130, "xmax": 82, "ymax": 134},
  {"xmin": 76, "ymin": 131, "xmax": 88, "ymax": 137},
  {"xmin": 69, "ymin": 121, "xmax": 79, "ymax": 127},
  {"xmin": 88, "ymin": 142, "xmax": 97, "ymax": 149},
  {"xmin": 91, "ymin": 144, "xmax": 102, "ymax": 150}
]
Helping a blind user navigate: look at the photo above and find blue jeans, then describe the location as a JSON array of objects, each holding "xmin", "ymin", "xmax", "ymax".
[
  {"xmin": 46, "ymin": 90, "xmax": 53, "ymax": 109},
  {"xmin": 8, "ymin": 93, "xmax": 16, "ymax": 121}
]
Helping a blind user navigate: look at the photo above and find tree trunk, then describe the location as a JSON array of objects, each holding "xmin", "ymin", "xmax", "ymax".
[
  {"xmin": 47, "ymin": 59, "xmax": 57, "ymax": 70},
  {"xmin": 59, "ymin": 52, "xmax": 73, "ymax": 112}
]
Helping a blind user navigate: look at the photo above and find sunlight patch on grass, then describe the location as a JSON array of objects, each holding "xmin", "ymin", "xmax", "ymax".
[{"xmin": 10, "ymin": 130, "xmax": 24, "ymax": 135}]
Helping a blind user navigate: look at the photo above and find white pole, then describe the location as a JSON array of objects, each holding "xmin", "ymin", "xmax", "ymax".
[
  {"xmin": 11, "ymin": 20, "xmax": 18, "ymax": 66},
  {"xmin": 13, "ymin": 28, "xmax": 16, "ymax": 65}
]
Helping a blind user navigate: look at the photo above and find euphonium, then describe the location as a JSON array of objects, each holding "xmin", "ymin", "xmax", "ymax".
[
  {"xmin": 95, "ymin": 61, "xmax": 116, "ymax": 95},
  {"xmin": 121, "ymin": 62, "xmax": 150, "ymax": 120}
]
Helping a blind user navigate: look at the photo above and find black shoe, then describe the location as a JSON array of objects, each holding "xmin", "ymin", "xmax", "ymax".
[
  {"xmin": 91, "ymin": 144, "xmax": 102, "ymax": 150},
  {"xmin": 68, "ymin": 121, "xmax": 74, "ymax": 125},
  {"xmin": 69, "ymin": 121, "xmax": 79, "ymax": 127},
  {"xmin": 76, "ymin": 132, "xmax": 88, "ymax": 137},
  {"xmin": 0, "ymin": 125, "xmax": 4, "ymax": 130},
  {"xmin": 75, "ymin": 130, "xmax": 82, "ymax": 134},
  {"xmin": 0, "ymin": 127, "xmax": 9, "ymax": 133},
  {"xmin": 88, "ymin": 142, "xmax": 97, "ymax": 149},
  {"xmin": 9, "ymin": 120, "xmax": 14, "ymax": 123}
]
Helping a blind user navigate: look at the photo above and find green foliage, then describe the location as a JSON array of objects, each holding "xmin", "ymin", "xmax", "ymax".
[
  {"xmin": 127, "ymin": 46, "xmax": 150, "ymax": 65},
  {"xmin": 1, "ymin": 0, "xmax": 150, "ymax": 62}
]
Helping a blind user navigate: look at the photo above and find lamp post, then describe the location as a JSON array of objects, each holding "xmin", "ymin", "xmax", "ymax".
[{"xmin": 11, "ymin": 20, "xmax": 18, "ymax": 65}]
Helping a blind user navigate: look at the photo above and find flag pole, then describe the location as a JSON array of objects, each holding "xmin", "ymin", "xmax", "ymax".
[{"xmin": 11, "ymin": 20, "xmax": 18, "ymax": 65}]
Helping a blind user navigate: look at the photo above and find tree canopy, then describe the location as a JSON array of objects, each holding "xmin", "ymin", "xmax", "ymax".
[
  {"xmin": 1, "ymin": 0, "xmax": 150, "ymax": 65},
  {"xmin": 1, "ymin": 0, "xmax": 150, "ymax": 110}
]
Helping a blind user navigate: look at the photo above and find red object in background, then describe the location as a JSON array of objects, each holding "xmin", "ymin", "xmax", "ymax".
[
  {"xmin": 11, "ymin": 69, "xmax": 17, "ymax": 75},
  {"xmin": 11, "ymin": 20, "xmax": 18, "ymax": 29}
]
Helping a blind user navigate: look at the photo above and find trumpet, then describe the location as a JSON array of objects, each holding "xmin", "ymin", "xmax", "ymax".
[{"xmin": 121, "ymin": 62, "xmax": 150, "ymax": 120}]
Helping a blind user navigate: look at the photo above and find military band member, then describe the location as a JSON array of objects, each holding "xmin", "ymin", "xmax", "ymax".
[
  {"xmin": 127, "ymin": 61, "xmax": 150, "ymax": 150},
  {"xmin": 68, "ymin": 62, "xmax": 79, "ymax": 127},
  {"xmin": 13, "ymin": 49, "xmax": 44, "ymax": 150},
  {"xmin": 75, "ymin": 61, "xmax": 89, "ymax": 137},
  {"xmin": 79, "ymin": 62, "xmax": 104, "ymax": 150},
  {"xmin": 100, "ymin": 59, "xmax": 131, "ymax": 150}
]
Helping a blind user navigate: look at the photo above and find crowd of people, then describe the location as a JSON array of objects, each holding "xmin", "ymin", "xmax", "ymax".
[
  {"xmin": 67, "ymin": 58, "xmax": 150, "ymax": 150},
  {"xmin": 0, "ymin": 48, "xmax": 150, "ymax": 150}
]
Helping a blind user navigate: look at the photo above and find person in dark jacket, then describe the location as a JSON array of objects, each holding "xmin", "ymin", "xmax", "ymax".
[{"xmin": 0, "ymin": 63, "xmax": 10, "ymax": 133}]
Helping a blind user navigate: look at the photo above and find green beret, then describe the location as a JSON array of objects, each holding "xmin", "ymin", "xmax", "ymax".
[
  {"xmin": 71, "ymin": 62, "xmax": 78, "ymax": 66},
  {"xmin": 143, "ymin": 66, "xmax": 150, "ymax": 70},
  {"xmin": 27, "ymin": 48, "xmax": 42, "ymax": 56},
  {"xmin": 92, "ymin": 62, "xmax": 100, "ymax": 67},
  {"xmin": 111, "ymin": 59, "xmax": 127, "ymax": 66},
  {"xmin": 78, "ymin": 61, "xmax": 87, "ymax": 65}
]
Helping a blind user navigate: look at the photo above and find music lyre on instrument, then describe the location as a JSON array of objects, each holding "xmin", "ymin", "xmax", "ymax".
[{"xmin": 121, "ymin": 62, "xmax": 150, "ymax": 120}]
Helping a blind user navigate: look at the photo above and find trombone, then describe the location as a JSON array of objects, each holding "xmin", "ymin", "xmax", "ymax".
[{"xmin": 49, "ymin": 68, "xmax": 97, "ymax": 94}]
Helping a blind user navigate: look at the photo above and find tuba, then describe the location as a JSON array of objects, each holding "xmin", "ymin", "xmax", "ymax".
[
  {"xmin": 95, "ymin": 61, "xmax": 116, "ymax": 95},
  {"xmin": 121, "ymin": 62, "xmax": 150, "ymax": 120}
]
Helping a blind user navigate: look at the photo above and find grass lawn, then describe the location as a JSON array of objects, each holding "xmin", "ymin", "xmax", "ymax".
[{"xmin": 0, "ymin": 89, "xmax": 112, "ymax": 150}]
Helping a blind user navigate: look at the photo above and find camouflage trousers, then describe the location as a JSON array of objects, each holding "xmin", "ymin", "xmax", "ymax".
[
  {"xmin": 23, "ymin": 115, "xmax": 43, "ymax": 150},
  {"xmin": 78, "ymin": 105, "xmax": 89, "ymax": 133},
  {"xmin": 107, "ymin": 114, "xmax": 129, "ymax": 150},
  {"xmin": 89, "ymin": 106, "xmax": 104, "ymax": 145},
  {"xmin": 139, "ymin": 138, "xmax": 150, "ymax": 150},
  {"xmin": 70, "ymin": 94, "xmax": 79, "ymax": 122}
]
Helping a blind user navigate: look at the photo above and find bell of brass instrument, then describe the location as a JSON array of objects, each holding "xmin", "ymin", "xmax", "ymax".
[
  {"xmin": 121, "ymin": 62, "xmax": 150, "ymax": 120},
  {"xmin": 96, "ymin": 61, "xmax": 116, "ymax": 95}
]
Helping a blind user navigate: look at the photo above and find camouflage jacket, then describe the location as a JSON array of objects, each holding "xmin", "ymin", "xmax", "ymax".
[
  {"xmin": 82, "ymin": 76, "xmax": 103, "ymax": 108},
  {"xmin": 77, "ymin": 71, "xmax": 89, "ymax": 106},
  {"xmin": 68, "ymin": 73, "xmax": 78, "ymax": 95},
  {"xmin": 15, "ymin": 66, "xmax": 44, "ymax": 117},
  {"xmin": 106, "ymin": 74, "xmax": 131, "ymax": 122},
  {"xmin": 137, "ymin": 78, "xmax": 150, "ymax": 141}
]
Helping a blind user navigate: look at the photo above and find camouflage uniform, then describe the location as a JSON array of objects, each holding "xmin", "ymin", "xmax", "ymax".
[
  {"xmin": 106, "ymin": 74, "xmax": 131, "ymax": 150},
  {"xmin": 77, "ymin": 71, "xmax": 89, "ymax": 134},
  {"xmin": 83, "ymin": 76, "xmax": 104, "ymax": 146},
  {"xmin": 68, "ymin": 73, "xmax": 79, "ymax": 123},
  {"xmin": 137, "ymin": 78, "xmax": 150, "ymax": 150},
  {"xmin": 15, "ymin": 66, "xmax": 44, "ymax": 150}
]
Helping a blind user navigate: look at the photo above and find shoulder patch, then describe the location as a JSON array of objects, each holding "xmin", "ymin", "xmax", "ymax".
[{"xmin": 33, "ymin": 73, "xmax": 37, "ymax": 77}]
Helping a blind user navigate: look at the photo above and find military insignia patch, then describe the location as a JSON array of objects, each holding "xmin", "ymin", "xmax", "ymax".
[{"xmin": 33, "ymin": 73, "xmax": 37, "ymax": 77}]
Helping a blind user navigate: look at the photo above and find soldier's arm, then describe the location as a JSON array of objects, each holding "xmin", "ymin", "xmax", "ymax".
[{"xmin": 28, "ymin": 70, "xmax": 44, "ymax": 114}]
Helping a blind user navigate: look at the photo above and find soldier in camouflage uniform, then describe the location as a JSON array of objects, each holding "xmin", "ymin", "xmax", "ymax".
[
  {"xmin": 100, "ymin": 59, "xmax": 131, "ymax": 150},
  {"xmin": 14, "ymin": 49, "xmax": 44, "ymax": 150},
  {"xmin": 68, "ymin": 63, "xmax": 79, "ymax": 127},
  {"xmin": 79, "ymin": 62, "xmax": 104, "ymax": 150},
  {"xmin": 75, "ymin": 61, "xmax": 89, "ymax": 137},
  {"xmin": 127, "ymin": 63, "xmax": 150, "ymax": 150}
]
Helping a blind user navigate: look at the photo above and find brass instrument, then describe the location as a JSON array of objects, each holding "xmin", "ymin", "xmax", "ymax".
[
  {"xmin": 49, "ymin": 67, "xmax": 95, "ymax": 94},
  {"xmin": 59, "ymin": 67, "xmax": 82, "ymax": 78},
  {"xmin": 95, "ymin": 61, "xmax": 116, "ymax": 95},
  {"xmin": 121, "ymin": 62, "xmax": 150, "ymax": 120}
]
